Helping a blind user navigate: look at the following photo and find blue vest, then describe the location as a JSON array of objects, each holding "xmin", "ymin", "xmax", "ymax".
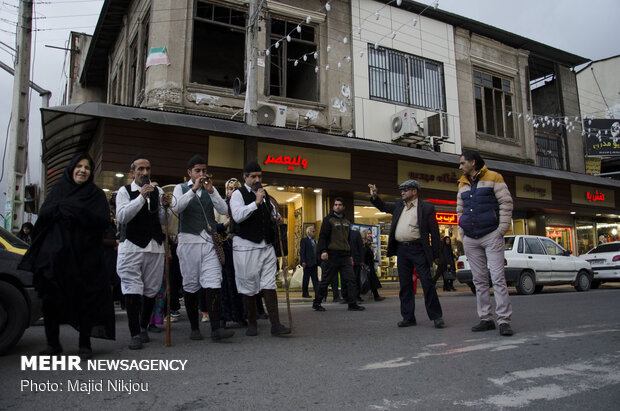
[{"xmin": 178, "ymin": 182, "xmax": 217, "ymax": 235}]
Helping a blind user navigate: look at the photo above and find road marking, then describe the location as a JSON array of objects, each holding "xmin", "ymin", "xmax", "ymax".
[
  {"xmin": 546, "ymin": 328, "xmax": 620, "ymax": 338},
  {"xmin": 368, "ymin": 398, "xmax": 420, "ymax": 410}
]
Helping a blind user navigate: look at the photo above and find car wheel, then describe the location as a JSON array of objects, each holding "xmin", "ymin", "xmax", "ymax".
[
  {"xmin": 535, "ymin": 284, "xmax": 544, "ymax": 293},
  {"xmin": 0, "ymin": 281, "xmax": 29, "ymax": 355},
  {"xmin": 574, "ymin": 270, "xmax": 591, "ymax": 292},
  {"xmin": 516, "ymin": 271, "xmax": 535, "ymax": 295},
  {"xmin": 591, "ymin": 280, "xmax": 600, "ymax": 289},
  {"xmin": 468, "ymin": 282, "xmax": 476, "ymax": 295}
]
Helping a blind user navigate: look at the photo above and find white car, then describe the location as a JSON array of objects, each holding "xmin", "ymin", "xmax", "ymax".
[
  {"xmin": 456, "ymin": 235, "xmax": 593, "ymax": 295},
  {"xmin": 579, "ymin": 241, "xmax": 620, "ymax": 288}
]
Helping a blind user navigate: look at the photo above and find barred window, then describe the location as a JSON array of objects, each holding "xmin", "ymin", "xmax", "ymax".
[
  {"xmin": 535, "ymin": 132, "xmax": 564, "ymax": 170},
  {"xmin": 368, "ymin": 45, "xmax": 445, "ymax": 111}
]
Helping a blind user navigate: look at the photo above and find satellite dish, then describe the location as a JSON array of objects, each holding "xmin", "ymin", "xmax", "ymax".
[
  {"xmin": 233, "ymin": 77, "xmax": 247, "ymax": 97},
  {"xmin": 392, "ymin": 115, "xmax": 403, "ymax": 133},
  {"xmin": 257, "ymin": 105, "xmax": 276, "ymax": 125}
]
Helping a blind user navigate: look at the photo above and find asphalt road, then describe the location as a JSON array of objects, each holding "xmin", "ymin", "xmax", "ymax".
[{"xmin": 1, "ymin": 285, "xmax": 620, "ymax": 410}]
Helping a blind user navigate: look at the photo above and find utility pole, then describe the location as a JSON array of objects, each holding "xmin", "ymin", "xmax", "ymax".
[
  {"xmin": 244, "ymin": 0, "xmax": 260, "ymax": 127},
  {"xmin": 5, "ymin": 0, "xmax": 33, "ymax": 232}
]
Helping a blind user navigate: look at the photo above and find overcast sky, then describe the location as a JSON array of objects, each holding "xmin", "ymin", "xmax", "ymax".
[{"xmin": 0, "ymin": 0, "xmax": 619, "ymax": 221}]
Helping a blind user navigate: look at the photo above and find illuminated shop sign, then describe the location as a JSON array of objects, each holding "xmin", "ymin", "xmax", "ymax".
[
  {"xmin": 264, "ymin": 154, "xmax": 308, "ymax": 171},
  {"xmin": 436, "ymin": 212, "xmax": 458, "ymax": 225},
  {"xmin": 586, "ymin": 190, "xmax": 605, "ymax": 202}
]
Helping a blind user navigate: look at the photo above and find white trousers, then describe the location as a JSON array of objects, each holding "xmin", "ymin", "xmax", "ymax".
[
  {"xmin": 117, "ymin": 252, "xmax": 164, "ymax": 298},
  {"xmin": 177, "ymin": 242, "xmax": 222, "ymax": 293},
  {"xmin": 232, "ymin": 241, "xmax": 277, "ymax": 295}
]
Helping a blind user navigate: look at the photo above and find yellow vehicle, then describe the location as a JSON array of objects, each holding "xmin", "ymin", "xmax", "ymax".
[{"xmin": 0, "ymin": 227, "xmax": 29, "ymax": 255}]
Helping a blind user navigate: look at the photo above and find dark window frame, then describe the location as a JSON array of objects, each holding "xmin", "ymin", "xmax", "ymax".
[
  {"xmin": 535, "ymin": 132, "xmax": 565, "ymax": 170},
  {"xmin": 473, "ymin": 68, "xmax": 516, "ymax": 139},
  {"xmin": 367, "ymin": 44, "xmax": 446, "ymax": 112}
]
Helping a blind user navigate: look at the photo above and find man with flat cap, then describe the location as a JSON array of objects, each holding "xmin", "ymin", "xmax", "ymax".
[
  {"xmin": 368, "ymin": 180, "xmax": 445, "ymax": 329},
  {"xmin": 229, "ymin": 161, "xmax": 291, "ymax": 337}
]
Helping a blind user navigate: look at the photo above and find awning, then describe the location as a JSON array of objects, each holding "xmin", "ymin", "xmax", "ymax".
[{"xmin": 41, "ymin": 102, "xmax": 620, "ymax": 190}]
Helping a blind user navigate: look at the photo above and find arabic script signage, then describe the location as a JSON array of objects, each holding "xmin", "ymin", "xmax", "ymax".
[
  {"xmin": 571, "ymin": 184, "xmax": 615, "ymax": 208},
  {"xmin": 397, "ymin": 160, "xmax": 459, "ymax": 192},
  {"xmin": 264, "ymin": 154, "xmax": 308, "ymax": 171},
  {"xmin": 258, "ymin": 142, "xmax": 350, "ymax": 179},
  {"xmin": 515, "ymin": 177, "xmax": 552, "ymax": 201},
  {"xmin": 584, "ymin": 118, "xmax": 620, "ymax": 156},
  {"xmin": 436, "ymin": 212, "xmax": 458, "ymax": 225}
]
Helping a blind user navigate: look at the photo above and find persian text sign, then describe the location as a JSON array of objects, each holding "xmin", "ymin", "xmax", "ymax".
[
  {"xmin": 258, "ymin": 142, "xmax": 350, "ymax": 179},
  {"xmin": 397, "ymin": 160, "xmax": 459, "ymax": 192},
  {"xmin": 571, "ymin": 185, "xmax": 615, "ymax": 208},
  {"xmin": 515, "ymin": 176, "xmax": 552, "ymax": 201},
  {"xmin": 436, "ymin": 212, "xmax": 458, "ymax": 225}
]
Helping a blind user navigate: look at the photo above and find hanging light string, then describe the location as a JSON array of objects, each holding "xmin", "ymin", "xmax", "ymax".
[
  {"xmin": 263, "ymin": 0, "xmax": 439, "ymax": 73},
  {"xmin": 507, "ymin": 111, "xmax": 619, "ymax": 137}
]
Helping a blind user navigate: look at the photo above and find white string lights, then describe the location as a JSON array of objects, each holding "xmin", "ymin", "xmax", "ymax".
[
  {"xmin": 262, "ymin": 0, "xmax": 439, "ymax": 75},
  {"xmin": 506, "ymin": 111, "xmax": 616, "ymax": 138}
]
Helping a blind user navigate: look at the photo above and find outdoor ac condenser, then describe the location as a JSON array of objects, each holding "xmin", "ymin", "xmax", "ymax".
[
  {"xmin": 390, "ymin": 108, "xmax": 420, "ymax": 141},
  {"xmin": 257, "ymin": 103, "xmax": 287, "ymax": 127}
]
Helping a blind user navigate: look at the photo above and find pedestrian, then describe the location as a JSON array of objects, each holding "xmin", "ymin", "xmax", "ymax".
[
  {"xmin": 229, "ymin": 161, "xmax": 291, "ymax": 337},
  {"xmin": 433, "ymin": 237, "xmax": 457, "ymax": 291},
  {"xmin": 368, "ymin": 180, "xmax": 445, "ymax": 328},
  {"xmin": 299, "ymin": 225, "xmax": 319, "ymax": 299},
  {"xmin": 457, "ymin": 150, "xmax": 514, "ymax": 336},
  {"xmin": 344, "ymin": 229, "xmax": 364, "ymax": 302},
  {"xmin": 361, "ymin": 228, "xmax": 385, "ymax": 301},
  {"xmin": 115, "ymin": 153, "xmax": 171, "ymax": 349},
  {"xmin": 171, "ymin": 154, "xmax": 234, "ymax": 341},
  {"xmin": 312, "ymin": 197, "xmax": 365, "ymax": 312},
  {"xmin": 16, "ymin": 222, "xmax": 33, "ymax": 245},
  {"xmin": 19, "ymin": 153, "xmax": 115, "ymax": 359}
]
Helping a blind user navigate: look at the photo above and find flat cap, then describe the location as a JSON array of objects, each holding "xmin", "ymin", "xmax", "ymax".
[{"xmin": 398, "ymin": 179, "xmax": 420, "ymax": 191}]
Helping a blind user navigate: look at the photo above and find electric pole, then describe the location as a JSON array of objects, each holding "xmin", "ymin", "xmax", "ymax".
[
  {"xmin": 5, "ymin": 0, "xmax": 33, "ymax": 232},
  {"xmin": 245, "ymin": 0, "xmax": 260, "ymax": 127}
]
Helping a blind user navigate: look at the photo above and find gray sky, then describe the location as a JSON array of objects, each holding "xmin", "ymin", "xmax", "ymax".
[{"xmin": 0, "ymin": 0, "xmax": 619, "ymax": 220}]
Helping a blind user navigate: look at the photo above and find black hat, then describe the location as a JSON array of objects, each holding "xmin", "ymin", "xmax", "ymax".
[
  {"xmin": 243, "ymin": 161, "xmax": 262, "ymax": 174},
  {"xmin": 398, "ymin": 179, "xmax": 420, "ymax": 191}
]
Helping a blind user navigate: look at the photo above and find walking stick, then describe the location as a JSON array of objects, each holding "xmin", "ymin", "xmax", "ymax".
[
  {"xmin": 270, "ymin": 197, "xmax": 293, "ymax": 331},
  {"xmin": 164, "ymin": 206, "xmax": 171, "ymax": 347}
]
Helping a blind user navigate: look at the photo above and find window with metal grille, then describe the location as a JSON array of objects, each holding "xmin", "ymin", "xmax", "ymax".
[
  {"xmin": 368, "ymin": 45, "xmax": 445, "ymax": 111},
  {"xmin": 535, "ymin": 132, "xmax": 564, "ymax": 170},
  {"xmin": 473, "ymin": 69, "xmax": 515, "ymax": 139}
]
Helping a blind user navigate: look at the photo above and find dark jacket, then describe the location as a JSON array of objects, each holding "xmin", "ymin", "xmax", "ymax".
[
  {"xmin": 300, "ymin": 236, "xmax": 317, "ymax": 267},
  {"xmin": 317, "ymin": 212, "xmax": 351, "ymax": 255},
  {"xmin": 349, "ymin": 230, "xmax": 364, "ymax": 265},
  {"xmin": 370, "ymin": 195, "xmax": 440, "ymax": 265}
]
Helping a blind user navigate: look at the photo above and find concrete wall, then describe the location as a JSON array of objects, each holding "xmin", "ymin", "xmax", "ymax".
[
  {"xmin": 67, "ymin": 32, "xmax": 105, "ymax": 104},
  {"xmin": 577, "ymin": 56, "xmax": 620, "ymax": 119},
  {"xmin": 350, "ymin": 0, "xmax": 461, "ymax": 153},
  {"xmin": 557, "ymin": 64, "xmax": 585, "ymax": 173},
  {"xmin": 454, "ymin": 27, "xmax": 534, "ymax": 164}
]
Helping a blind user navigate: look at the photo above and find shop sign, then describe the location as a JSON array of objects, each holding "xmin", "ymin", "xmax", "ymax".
[
  {"xmin": 515, "ymin": 176, "xmax": 552, "ymax": 200},
  {"xmin": 208, "ymin": 136, "xmax": 244, "ymax": 169},
  {"xmin": 571, "ymin": 185, "xmax": 615, "ymax": 207},
  {"xmin": 258, "ymin": 142, "xmax": 350, "ymax": 179},
  {"xmin": 397, "ymin": 160, "xmax": 459, "ymax": 192},
  {"xmin": 436, "ymin": 212, "xmax": 458, "ymax": 225},
  {"xmin": 584, "ymin": 119, "xmax": 620, "ymax": 156},
  {"xmin": 585, "ymin": 157, "xmax": 601, "ymax": 175}
]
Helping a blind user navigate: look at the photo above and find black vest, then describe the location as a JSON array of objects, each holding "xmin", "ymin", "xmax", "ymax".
[
  {"xmin": 120, "ymin": 184, "xmax": 164, "ymax": 248},
  {"xmin": 236, "ymin": 186, "xmax": 275, "ymax": 245}
]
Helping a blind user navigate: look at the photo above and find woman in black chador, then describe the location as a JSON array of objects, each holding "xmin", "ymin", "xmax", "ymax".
[
  {"xmin": 19, "ymin": 153, "xmax": 115, "ymax": 359},
  {"xmin": 361, "ymin": 229, "xmax": 385, "ymax": 301},
  {"xmin": 434, "ymin": 236, "xmax": 457, "ymax": 291}
]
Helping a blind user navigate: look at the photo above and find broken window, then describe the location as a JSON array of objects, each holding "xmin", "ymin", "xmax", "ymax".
[
  {"xmin": 267, "ymin": 17, "xmax": 317, "ymax": 102},
  {"xmin": 191, "ymin": 1, "xmax": 246, "ymax": 88}
]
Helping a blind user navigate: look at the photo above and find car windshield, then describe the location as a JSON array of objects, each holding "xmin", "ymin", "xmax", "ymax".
[
  {"xmin": 587, "ymin": 243, "xmax": 620, "ymax": 254},
  {"xmin": 504, "ymin": 236, "xmax": 515, "ymax": 251},
  {"xmin": 0, "ymin": 227, "xmax": 29, "ymax": 249}
]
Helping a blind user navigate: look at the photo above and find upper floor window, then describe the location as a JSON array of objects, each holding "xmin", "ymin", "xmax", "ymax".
[
  {"xmin": 535, "ymin": 132, "xmax": 564, "ymax": 170},
  {"xmin": 191, "ymin": 1, "xmax": 246, "ymax": 87},
  {"xmin": 267, "ymin": 17, "xmax": 317, "ymax": 102},
  {"xmin": 368, "ymin": 45, "xmax": 445, "ymax": 111},
  {"xmin": 473, "ymin": 69, "xmax": 515, "ymax": 139}
]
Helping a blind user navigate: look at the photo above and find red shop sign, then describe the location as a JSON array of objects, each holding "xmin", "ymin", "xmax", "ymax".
[
  {"xmin": 436, "ymin": 212, "xmax": 458, "ymax": 225},
  {"xmin": 264, "ymin": 154, "xmax": 308, "ymax": 171}
]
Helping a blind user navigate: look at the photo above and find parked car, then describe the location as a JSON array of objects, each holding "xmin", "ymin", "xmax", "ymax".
[
  {"xmin": 578, "ymin": 241, "xmax": 620, "ymax": 288},
  {"xmin": 456, "ymin": 235, "xmax": 593, "ymax": 295},
  {"xmin": 0, "ymin": 248, "xmax": 42, "ymax": 355},
  {"xmin": 0, "ymin": 227, "xmax": 29, "ymax": 255}
]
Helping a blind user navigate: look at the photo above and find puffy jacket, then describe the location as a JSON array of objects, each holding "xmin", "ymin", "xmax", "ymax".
[{"xmin": 456, "ymin": 166, "xmax": 513, "ymax": 239}]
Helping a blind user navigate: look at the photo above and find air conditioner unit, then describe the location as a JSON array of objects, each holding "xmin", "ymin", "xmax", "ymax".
[
  {"xmin": 257, "ymin": 103, "xmax": 287, "ymax": 127},
  {"xmin": 391, "ymin": 108, "xmax": 421, "ymax": 141}
]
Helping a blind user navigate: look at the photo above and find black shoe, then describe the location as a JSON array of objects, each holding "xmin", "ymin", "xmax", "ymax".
[
  {"xmin": 434, "ymin": 318, "xmax": 446, "ymax": 328},
  {"xmin": 257, "ymin": 313, "xmax": 269, "ymax": 320},
  {"xmin": 471, "ymin": 320, "xmax": 496, "ymax": 332},
  {"xmin": 271, "ymin": 323, "xmax": 292, "ymax": 336},
  {"xmin": 357, "ymin": 297, "xmax": 364, "ymax": 302},
  {"xmin": 211, "ymin": 328, "xmax": 234, "ymax": 341},
  {"xmin": 348, "ymin": 303, "xmax": 365, "ymax": 311},
  {"xmin": 78, "ymin": 347, "xmax": 93, "ymax": 360},
  {"xmin": 128, "ymin": 336, "xmax": 142, "ymax": 350},
  {"xmin": 398, "ymin": 320, "xmax": 417, "ymax": 327},
  {"xmin": 139, "ymin": 331, "xmax": 150, "ymax": 343},
  {"xmin": 332, "ymin": 297, "xmax": 342, "ymax": 303},
  {"xmin": 246, "ymin": 325, "xmax": 258, "ymax": 336},
  {"xmin": 301, "ymin": 294, "xmax": 312, "ymax": 298},
  {"xmin": 312, "ymin": 304, "xmax": 326, "ymax": 312},
  {"xmin": 237, "ymin": 319, "xmax": 249, "ymax": 327},
  {"xmin": 374, "ymin": 296, "xmax": 386, "ymax": 301},
  {"xmin": 499, "ymin": 323, "xmax": 514, "ymax": 336},
  {"xmin": 39, "ymin": 344, "xmax": 63, "ymax": 355},
  {"xmin": 220, "ymin": 320, "xmax": 227, "ymax": 329},
  {"xmin": 339, "ymin": 300, "xmax": 348, "ymax": 304},
  {"xmin": 147, "ymin": 324, "xmax": 163, "ymax": 333},
  {"xmin": 190, "ymin": 329, "xmax": 203, "ymax": 340}
]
